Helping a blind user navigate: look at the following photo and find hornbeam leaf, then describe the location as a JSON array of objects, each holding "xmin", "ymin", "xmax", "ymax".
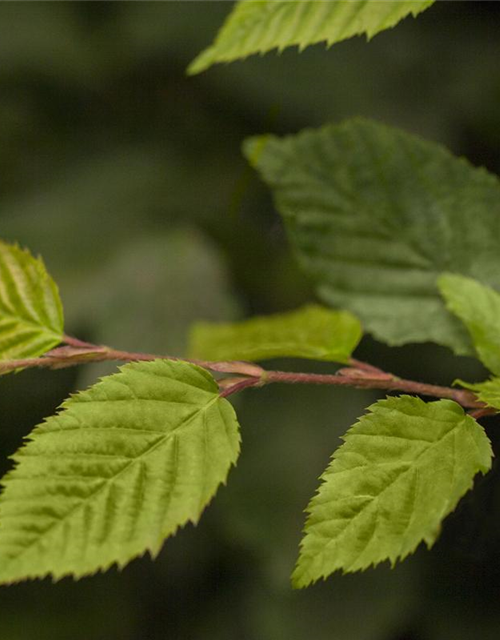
[
  {"xmin": 244, "ymin": 119, "xmax": 500, "ymax": 354},
  {"xmin": 438, "ymin": 274, "xmax": 500, "ymax": 375},
  {"xmin": 189, "ymin": 304, "xmax": 362, "ymax": 362},
  {"xmin": 0, "ymin": 240, "xmax": 63, "ymax": 360},
  {"xmin": 293, "ymin": 396, "xmax": 492, "ymax": 588},
  {"xmin": 0, "ymin": 359, "xmax": 240, "ymax": 584},
  {"xmin": 188, "ymin": 0, "xmax": 434, "ymax": 75}
]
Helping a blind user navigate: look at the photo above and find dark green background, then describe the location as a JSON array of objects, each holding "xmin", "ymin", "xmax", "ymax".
[{"xmin": 0, "ymin": 2, "xmax": 499, "ymax": 639}]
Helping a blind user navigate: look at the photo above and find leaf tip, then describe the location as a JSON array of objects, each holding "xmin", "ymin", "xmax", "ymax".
[{"xmin": 186, "ymin": 49, "xmax": 213, "ymax": 76}]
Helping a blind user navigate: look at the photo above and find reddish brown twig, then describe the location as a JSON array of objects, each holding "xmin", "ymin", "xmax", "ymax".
[{"xmin": 0, "ymin": 335, "xmax": 486, "ymax": 413}]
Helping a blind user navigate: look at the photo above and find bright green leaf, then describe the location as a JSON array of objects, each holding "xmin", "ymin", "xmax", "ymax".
[
  {"xmin": 293, "ymin": 396, "xmax": 492, "ymax": 588},
  {"xmin": 0, "ymin": 240, "xmax": 63, "ymax": 361},
  {"xmin": 438, "ymin": 274, "xmax": 500, "ymax": 375},
  {"xmin": 188, "ymin": 0, "xmax": 434, "ymax": 75},
  {"xmin": 189, "ymin": 304, "xmax": 362, "ymax": 363},
  {"xmin": 244, "ymin": 119, "xmax": 500, "ymax": 354},
  {"xmin": 457, "ymin": 377, "xmax": 500, "ymax": 413},
  {"xmin": 0, "ymin": 359, "xmax": 240, "ymax": 584}
]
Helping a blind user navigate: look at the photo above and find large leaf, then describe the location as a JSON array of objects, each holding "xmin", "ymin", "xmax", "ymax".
[
  {"xmin": 189, "ymin": 304, "xmax": 362, "ymax": 362},
  {"xmin": 0, "ymin": 359, "xmax": 240, "ymax": 583},
  {"xmin": 293, "ymin": 396, "xmax": 492, "ymax": 587},
  {"xmin": 188, "ymin": 0, "xmax": 434, "ymax": 75},
  {"xmin": 438, "ymin": 274, "xmax": 500, "ymax": 375},
  {"xmin": 0, "ymin": 240, "xmax": 64, "ymax": 360},
  {"xmin": 244, "ymin": 119, "xmax": 500, "ymax": 354}
]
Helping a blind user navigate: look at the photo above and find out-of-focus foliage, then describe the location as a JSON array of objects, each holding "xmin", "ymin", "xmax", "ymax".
[
  {"xmin": 189, "ymin": 305, "xmax": 362, "ymax": 363},
  {"xmin": 245, "ymin": 119, "xmax": 500, "ymax": 356},
  {"xmin": 0, "ymin": 2, "xmax": 500, "ymax": 640},
  {"xmin": 65, "ymin": 230, "xmax": 239, "ymax": 386}
]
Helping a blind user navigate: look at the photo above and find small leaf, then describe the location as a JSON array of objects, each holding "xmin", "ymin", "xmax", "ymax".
[
  {"xmin": 438, "ymin": 274, "xmax": 500, "ymax": 375},
  {"xmin": 457, "ymin": 377, "xmax": 500, "ymax": 413},
  {"xmin": 0, "ymin": 359, "xmax": 240, "ymax": 584},
  {"xmin": 188, "ymin": 0, "xmax": 434, "ymax": 75},
  {"xmin": 293, "ymin": 396, "xmax": 492, "ymax": 588},
  {"xmin": 0, "ymin": 240, "xmax": 63, "ymax": 360},
  {"xmin": 189, "ymin": 304, "xmax": 362, "ymax": 363},
  {"xmin": 244, "ymin": 119, "xmax": 500, "ymax": 354}
]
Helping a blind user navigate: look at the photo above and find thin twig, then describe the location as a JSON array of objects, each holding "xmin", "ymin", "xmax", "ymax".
[
  {"xmin": 263, "ymin": 371, "xmax": 483, "ymax": 409},
  {"xmin": 220, "ymin": 377, "xmax": 262, "ymax": 398},
  {"xmin": 0, "ymin": 335, "xmax": 487, "ymax": 412},
  {"xmin": 62, "ymin": 335, "xmax": 97, "ymax": 349},
  {"xmin": 469, "ymin": 407, "xmax": 497, "ymax": 420},
  {"xmin": 102, "ymin": 347, "xmax": 265, "ymax": 377},
  {"xmin": 348, "ymin": 357, "xmax": 386, "ymax": 376}
]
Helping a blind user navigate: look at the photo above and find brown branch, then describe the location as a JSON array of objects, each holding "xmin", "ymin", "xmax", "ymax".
[
  {"xmin": 0, "ymin": 335, "xmax": 486, "ymax": 412},
  {"xmin": 101, "ymin": 347, "xmax": 265, "ymax": 377},
  {"xmin": 263, "ymin": 371, "xmax": 483, "ymax": 409},
  {"xmin": 219, "ymin": 377, "xmax": 262, "ymax": 397},
  {"xmin": 348, "ymin": 357, "xmax": 387, "ymax": 376},
  {"xmin": 469, "ymin": 407, "xmax": 497, "ymax": 420}
]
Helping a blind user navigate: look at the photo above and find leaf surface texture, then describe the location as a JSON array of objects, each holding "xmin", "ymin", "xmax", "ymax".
[
  {"xmin": 0, "ymin": 359, "xmax": 240, "ymax": 583},
  {"xmin": 294, "ymin": 396, "xmax": 492, "ymax": 587}
]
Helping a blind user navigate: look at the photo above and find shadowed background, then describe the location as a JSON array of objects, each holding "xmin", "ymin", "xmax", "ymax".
[{"xmin": 0, "ymin": 2, "xmax": 500, "ymax": 639}]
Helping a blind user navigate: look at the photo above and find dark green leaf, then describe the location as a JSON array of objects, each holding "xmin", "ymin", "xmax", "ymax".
[{"xmin": 244, "ymin": 119, "xmax": 500, "ymax": 354}]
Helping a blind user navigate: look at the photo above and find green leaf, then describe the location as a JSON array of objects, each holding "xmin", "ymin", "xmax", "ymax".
[
  {"xmin": 293, "ymin": 396, "xmax": 492, "ymax": 587},
  {"xmin": 0, "ymin": 240, "xmax": 64, "ymax": 361},
  {"xmin": 457, "ymin": 377, "xmax": 500, "ymax": 413},
  {"xmin": 188, "ymin": 0, "xmax": 434, "ymax": 75},
  {"xmin": 189, "ymin": 304, "xmax": 362, "ymax": 363},
  {"xmin": 0, "ymin": 359, "xmax": 240, "ymax": 583},
  {"xmin": 244, "ymin": 118, "xmax": 500, "ymax": 354},
  {"xmin": 438, "ymin": 274, "xmax": 500, "ymax": 375}
]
